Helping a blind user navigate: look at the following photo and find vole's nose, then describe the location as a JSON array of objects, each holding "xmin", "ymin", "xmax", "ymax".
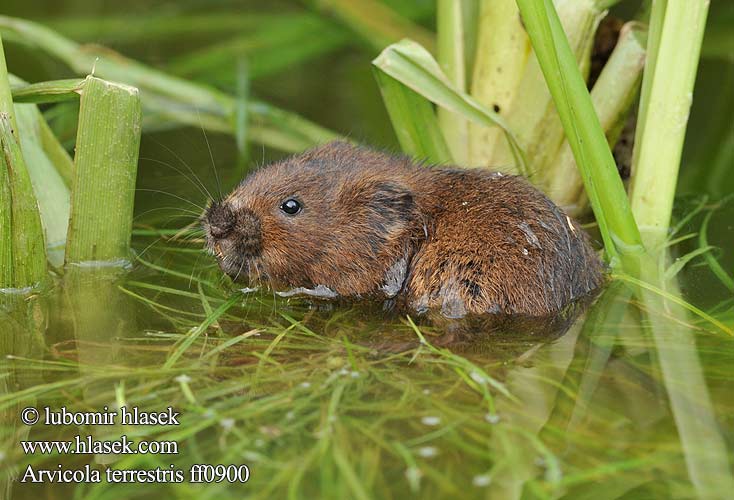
[{"xmin": 206, "ymin": 201, "xmax": 235, "ymax": 239}]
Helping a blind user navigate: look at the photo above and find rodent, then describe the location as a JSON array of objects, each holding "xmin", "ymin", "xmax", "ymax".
[{"xmin": 203, "ymin": 142, "xmax": 603, "ymax": 317}]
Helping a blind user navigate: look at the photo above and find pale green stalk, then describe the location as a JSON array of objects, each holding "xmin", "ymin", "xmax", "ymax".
[
  {"xmin": 548, "ymin": 22, "xmax": 646, "ymax": 215},
  {"xmin": 437, "ymin": 0, "xmax": 469, "ymax": 164},
  {"xmin": 0, "ymin": 36, "xmax": 13, "ymax": 287},
  {"xmin": 629, "ymin": 0, "xmax": 711, "ymax": 249},
  {"xmin": 0, "ymin": 36, "xmax": 17, "ymax": 139},
  {"xmin": 492, "ymin": 0, "xmax": 605, "ymax": 177},
  {"xmin": 65, "ymin": 76, "xmax": 142, "ymax": 265},
  {"xmin": 468, "ymin": 0, "xmax": 530, "ymax": 168},
  {"xmin": 515, "ymin": 0, "xmax": 644, "ymax": 267},
  {"xmin": 0, "ymin": 131, "xmax": 11, "ymax": 288}
]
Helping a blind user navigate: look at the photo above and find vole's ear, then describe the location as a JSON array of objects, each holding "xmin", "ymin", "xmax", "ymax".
[{"xmin": 340, "ymin": 179, "xmax": 420, "ymax": 239}]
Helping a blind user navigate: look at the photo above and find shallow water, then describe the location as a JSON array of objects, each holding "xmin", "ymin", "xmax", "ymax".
[{"xmin": 1, "ymin": 195, "xmax": 733, "ymax": 499}]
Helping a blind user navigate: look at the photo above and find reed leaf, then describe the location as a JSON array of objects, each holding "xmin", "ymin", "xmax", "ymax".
[
  {"xmin": 373, "ymin": 39, "xmax": 528, "ymax": 174},
  {"xmin": 373, "ymin": 70, "xmax": 452, "ymax": 164},
  {"xmin": 0, "ymin": 114, "xmax": 47, "ymax": 288},
  {"xmin": 547, "ymin": 22, "xmax": 647, "ymax": 214},
  {"xmin": 514, "ymin": 0, "xmax": 644, "ymax": 267}
]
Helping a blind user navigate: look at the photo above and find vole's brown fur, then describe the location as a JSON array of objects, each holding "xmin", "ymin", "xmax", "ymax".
[{"xmin": 203, "ymin": 142, "xmax": 603, "ymax": 317}]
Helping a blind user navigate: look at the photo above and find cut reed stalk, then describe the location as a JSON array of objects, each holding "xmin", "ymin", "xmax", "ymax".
[{"xmin": 65, "ymin": 76, "xmax": 142, "ymax": 265}]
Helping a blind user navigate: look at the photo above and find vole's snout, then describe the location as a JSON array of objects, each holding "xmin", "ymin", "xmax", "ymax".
[
  {"xmin": 205, "ymin": 201, "xmax": 235, "ymax": 240},
  {"xmin": 204, "ymin": 200, "xmax": 263, "ymax": 269}
]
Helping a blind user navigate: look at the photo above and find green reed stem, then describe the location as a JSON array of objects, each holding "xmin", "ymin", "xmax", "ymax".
[
  {"xmin": 629, "ymin": 0, "xmax": 711, "ymax": 249},
  {"xmin": 65, "ymin": 76, "xmax": 142, "ymax": 265},
  {"xmin": 515, "ymin": 0, "xmax": 645, "ymax": 268}
]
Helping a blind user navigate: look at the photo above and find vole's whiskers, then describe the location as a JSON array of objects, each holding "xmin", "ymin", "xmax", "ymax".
[
  {"xmin": 140, "ymin": 154, "xmax": 214, "ymax": 203},
  {"xmin": 135, "ymin": 188, "xmax": 207, "ymax": 213},
  {"xmin": 196, "ymin": 109, "xmax": 223, "ymax": 200}
]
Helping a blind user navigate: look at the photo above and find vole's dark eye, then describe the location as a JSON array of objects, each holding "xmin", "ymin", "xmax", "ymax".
[{"xmin": 280, "ymin": 198, "xmax": 302, "ymax": 215}]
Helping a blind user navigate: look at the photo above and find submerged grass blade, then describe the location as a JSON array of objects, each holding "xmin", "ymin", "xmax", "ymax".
[
  {"xmin": 373, "ymin": 39, "xmax": 528, "ymax": 174},
  {"xmin": 515, "ymin": 0, "xmax": 644, "ymax": 267},
  {"xmin": 163, "ymin": 293, "xmax": 241, "ymax": 369},
  {"xmin": 65, "ymin": 76, "xmax": 142, "ymax": 265}
]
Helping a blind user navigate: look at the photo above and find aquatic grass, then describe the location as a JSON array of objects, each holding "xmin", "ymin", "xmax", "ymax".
[{"xmin": 699, "ymin": 202, "xmax": 734, "ymax": 293}]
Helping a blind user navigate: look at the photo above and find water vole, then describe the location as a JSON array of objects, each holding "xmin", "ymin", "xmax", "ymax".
[{"xmin": 203, "ymin": 142, "xmax": 603, "ymax": 317}]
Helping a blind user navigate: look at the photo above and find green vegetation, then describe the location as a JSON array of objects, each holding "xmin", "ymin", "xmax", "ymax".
[{"xmin": 0, "ymin": 1, "xmax": 732, "ymax": 499}]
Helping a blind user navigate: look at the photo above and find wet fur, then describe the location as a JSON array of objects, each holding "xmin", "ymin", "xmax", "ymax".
[{"xmin": 203, "ymin": 142, "xmax": 603, "ymax": 316}]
